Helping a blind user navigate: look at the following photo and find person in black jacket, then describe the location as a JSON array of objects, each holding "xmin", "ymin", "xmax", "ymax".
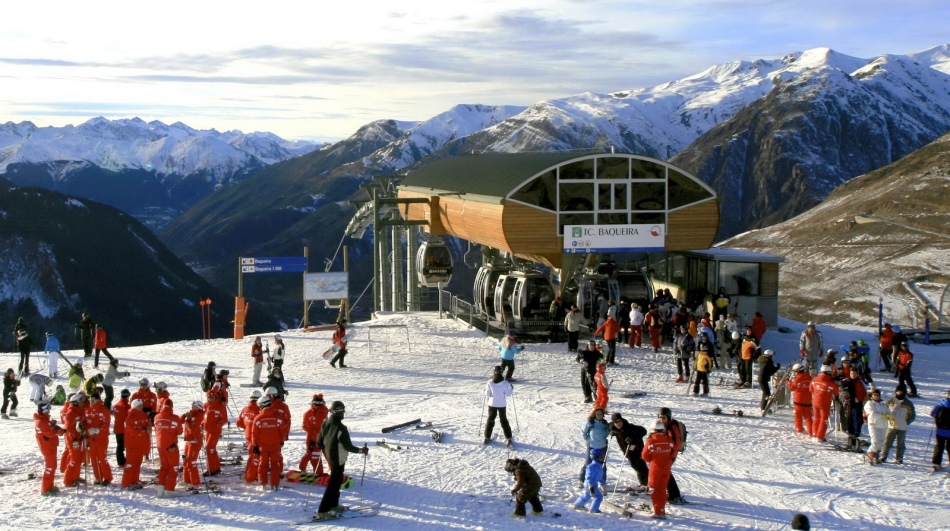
[
  {"xmin": 576, "ymin": 340, "xmax": 602, "ymax": 404},
  {"xmin": 609, "ymin": 412, "xmax": 649, "ymax": 489},
  {"xmin": 1, "ymin": 368, "xmax": 19, "ymax": 419},
  {"xmin": 316, "ymin": 401, "xmax": 368, "ymax": 517},
  {"xmin": 200, "ymin": 362, "xmax": 216, "ymax": 393},
  {"xmin": 15, "ymin": 328, "xmax": 33, "ymax": 375},
  {"xmin": 263, "ymin": 367, "xmax": 286, "ymax": 400},
  {"xmin": 758, "ymin": 349, "xmax": 780, "ymax": 412}
]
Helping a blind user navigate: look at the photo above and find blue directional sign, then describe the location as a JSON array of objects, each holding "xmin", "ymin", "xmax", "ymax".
[{"xmin": 240, "ymin": 257, "xmax": 308, "ymax": 273}]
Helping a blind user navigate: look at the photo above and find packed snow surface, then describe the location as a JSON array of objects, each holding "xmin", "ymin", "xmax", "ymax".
[{"xmin": 1, "ymin": 312, "xmax": 948, "ymax": 530}]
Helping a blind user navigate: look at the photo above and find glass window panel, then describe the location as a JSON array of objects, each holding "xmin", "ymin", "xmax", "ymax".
[
  {"xmin": 598, "ymin": 183, "xmax": 611, "ymax": 210},
  {"xmin": 598, "ymin": 213, "xmax": 628, "ymax": 224},
  {"xmin": 630, "ymin": 182, "xmax": 666, "ymax": 210},
  {"xmin": 613, "ymin": 183, "xmax": 627, "ymax": 210},
  {"xmin": 559, "ymin": 160, "xmax": 594, "ymax": 180},
  {"xmin": 670, "ymin": 255, "xmax": 686, "ymax": 285},
  {"xmin": 668, "ymin": 169, "xmax": 713, "ymax": 209},
  {"xmin": 597, "ymin": 157, "xmax": 628, "ymax": 179},
  {"xmin": 559, "ymin": 183, "xmax": 594, "ymax": 211},
  {"xmin": 510, "ymin": 170, "xmax": 557, "ymax": 211},
  {"xmin": 631, "ymin": 159, "xmax": 665, "ymax": 179},
  {"xmin": 632, "ymin": 212, "xmax": 665, "ymax": 224},
  {"xmin": 719, "ymin": 262, "xmax": 759, "ymax": 296},
  {"xmin": 559, "ymin": 213, "xmax": 594, "ymax": 235}
]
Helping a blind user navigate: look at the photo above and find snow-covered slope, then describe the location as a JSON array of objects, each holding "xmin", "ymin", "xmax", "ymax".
[
  {"xmin": 0, "ymin": 117, "xmax": 318, "ymax": 179},
  {"xmin": 2, "ymin": 312, "xmax": 947, "ymax": 530}
]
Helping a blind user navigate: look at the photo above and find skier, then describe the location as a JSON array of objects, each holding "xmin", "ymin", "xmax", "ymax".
[
  {"xmin": 715, "ymin": 317, "xmax": 732, "ymax": 370},
  {"xmin": 67, "ymin": 360, "xmax": 85, "ymax": 394},
  {"xmin": 642, "ymin": 419, "xmax": 678, "ymax": 520},
  {"xmin": 644, "ymin": 304, "xmax": 663, "ymax": 352},
  {"xmin": 594, "ymin": 316, "xmax": 620, "ymax": 365},
  {"xmin": 810, "ymin": 365, "xmax": 839, "ymax": 442},
  {"xmin": 609, "ymin": 412, "xmax": 649, "ymax": 490},
  {"xmin": 497, "ymin": 330, "xmax": 523, "ymax": 381},
  {"xmin": 548, "ymin": 296, "xmax": 563, "ymax": 342},
  {"xmin": 263, "ymin": 368, "xmax": 287, "ymax": 400},
  {"xmin": 93, "ymin": 324, "xmax": 114, "ymax": 368},
  {"xmin": 881, "ymin": 384, "xmax": 916, "ymax": 464},
  {"xmin": 576, "ymin": 340, "xmax": 601, "ymax": 403},
  {"xmin": 839, "ymin": 367, "xmax": 868, "ymax": 450},
  {"xmin": 63, "ymin": 392, "xmax": 88, "ymax": 487},
  {"xmin": 329, "ymin": 319, "xmax": 350, "ymax": 368},
  {"xmin": 44, "ymin": 332, "xmax": 61, "ymax": 377},
  {"xmin": 752, "ymin": 311, "xmax": 767, "ymax": 343},
  {"xmin": 846, "ymin": 347, "xmax": 872, "ymax": 386},
  {"xmin": 618, "ymin": 299, "xmax": 631, "ymax": 345},
  {"xmin": 693, "ymin": 343, "xmax": 712, "ymax": 397},
  {"xmin": 863, "ymin": 388, "xmax": 888, "ymax": 464},
  {"xmin": 251, "ymin": 395, "xmax": 285, "ymax": 491},
  {"xmin": 593, "ymin": 363, "xmax": 609, "ymax": 411},
  {"xmin": 696, "ymin": 319, "xmax": 718, "ymax": 369},
  {"xmin": 50, "ymin": 385, "xmax": 66, "ymax": 406},
  {"xmin": 237, "ymin": 389, "xmax": 262, "ymax": 483},
  {"xmin": 251, "ymin": 337, "xmax": 265, "ymax": 386},
  {"xmin": 83, "ymin": 392, "xmax": 113, "ymax": 486},
  {"xmin": 572, "ymin": 447, "xmax": 607, "ymax": 513},
  {"xmin": 101, "ymin": 358, "xmax": 131, "ymax": 409},
  {"xmin": 153, "ymin": 381, "xmax": 171, "ymax": 411},
  {"xmin": 316, "ymin": 400, "xmax": 368, "ymax": 518},
  {"xmin": 877, "ymin": 323, "xmax": 896, "ymax": 372},
  {"xmin": 578, "ymin": 407, "xmax": 610, "ymax": 486},
  {"xmin": 931, "ymin": 389, "xmax": 950, "ymax": 472},
  {"xmin": 180, "ymin": 400, "xmax": 204, "ymax": 489},
  {"xmin": 209, "ymin": 369, "xmax": 231, "ymax": 403},
  {"xmin": 758, "ymin": 350, "xmax": 780, "ymax": 412},
  {"xmin": 506, "ymin": 457, "xmax": 543, "ymax": 517},
  {"xmin": 272, "ymin": 334, "xmax": 285, "ymax": 370},
  {"xmin": 112, "ymin": 389, "xmax": 131, "ymax": 466},
  {"xmin": 799, "ymin": 321, "xmax": 823, "ymax": 374},
  {"xmin": 35, "ymin": 401, "xmax": 66, "ymax": 495},
  {"xmin": 894, "ymin": 342, "xmax": 918, "ymax": 397},
  {"xmin": 673, "ymin": 324, "xmax": 694, "ymax": 383},
  {"xmin": 713, "ymin": 287, "xmax": 730, "ymax": 322},
  {"xmin": 202, "ymin": 389, "xmax": 228, "ymax": 477},
  {"xmin": 300, "ymin": 393, "xmax": 329, "ymax": 475},
  {"xmin": 890, "ymin": 326, "xmax": 909, "ymax": 375},
  {"xmin": 75, "ymin": 312, "xmax": 96, "ymax": 358},
  {"xmin": 131, "ymin": 378, "xmax": 158, "ymax": 426},
  {"xmin": 15, "ymin": 329, "xmax": 33, "ymax": 375},
  {"xmin": 266, "ymin": 385, "xmax": 292, "ymax": 443},
  {"xmin": 564, "ymin": 305, "xmax": 581, "ymax": 352},
  {"xmin": 483, "ymin": 366, "xmax": 514, "ymax": 447},
  {"xmin": 121, "ymin": 398, "xmax": 150, "ymax": 489},
  {"xmin": 737, "ymin": 327, "xmax": 758, "ymax": 388},
  {"xmin": 628, "ymin": 303, "xmax": 644, "ymax": 348},
  {"xmin": 657, "ymin": 407, "xmax": 687, "ymax": 504},
  {"xmin": 200, "ymin": 361, "xmax": 217, "ymax": 393},
  {"xmin": 82, "ymin": 373, "xmax": 105, "ymax": 398},
  {"xmin": 2, "ymin": 368, "xmax": 19, "ymax": 419},
  {"xmin": 28, "ymin": 373, "xmax": 53, "ymax": 405},
  {"xmin": 790, "ymin": 364, "xmax": 813, "ymax": 436}
]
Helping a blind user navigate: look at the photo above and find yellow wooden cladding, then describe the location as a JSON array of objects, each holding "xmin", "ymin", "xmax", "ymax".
[
  {"xmin": 760, "ymin": 262, "xmax": 780, "ymax": 297},
  {"xmin": 666, "ymin": 200, "xmax": 719, "ymax": 251}
]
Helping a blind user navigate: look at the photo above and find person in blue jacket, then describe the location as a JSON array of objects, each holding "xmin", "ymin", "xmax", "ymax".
[
  {"xmin": 932, "ymin": 389, "xmax": 950, "ymax": 472},
  {"xmin": 45, "ymin": 332, "xmax": 62, "ymax": 378},
  {"xmin": 578, "ymin": 407, "xmax": 610, "ymax": 485},
  {"xmin": 573, "ymin": 447, "xmax": 607, "ymax": 513},
  {"xmin": 498, "ymin": 330, "xmax": 524, "ymax": 381}
]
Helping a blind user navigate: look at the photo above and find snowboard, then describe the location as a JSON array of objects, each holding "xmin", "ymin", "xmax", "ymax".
[
  {"xmin": 322, "ymin": 330, "xmax": 357, "ymax": 359},
  {"xmin": 283, "ymin": 470, "xmax": 352, "ymax": 488},
  {"xmin": 621, "ymin": 392, "xmax": 647, "ymax": 398},
  {"xmin": 301, "ymin": 505, "xmax": 379, "ymax": 524}
]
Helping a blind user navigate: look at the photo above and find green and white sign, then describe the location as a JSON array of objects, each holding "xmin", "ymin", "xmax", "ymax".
[{"xmin": 564, "ymin": 224, "xmax": 665, "ymax": 253}]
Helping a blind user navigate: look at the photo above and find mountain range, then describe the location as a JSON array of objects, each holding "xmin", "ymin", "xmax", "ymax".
[{"xmin": 2, "ymin": 44, "xmax": 950, "ymax": 342}]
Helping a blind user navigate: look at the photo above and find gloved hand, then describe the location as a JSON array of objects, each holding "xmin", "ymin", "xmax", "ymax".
[
  {"xmin": 360, "ymin": 446, "xmax": 369, "ymax": 455},
  {"xmin": 72, "ymin": 441, "xmax": 80, "ymax": 449},
  {"xmin": 88, "ymin": 428, "xmax": 99, "ymax": 435},
  {"xmin": 624, "ymin": 437, "xmax": 634, "ymax": 445},
  {"xmin": 589, "ymin": 486, "xmax": 596, "ymax": 495},
  {"xmin": 510, "ymin": 488, "xmax": 518, "ymax": 495},
  {"xmin": 800, "ymin": 349, "xmax": 806, "ymax": 357},
  {"xmin": 308, "ymin": 441, "xmax": 315, "ymax": 451},
  {"xmin": 252, "ymin": 446, "xmax": 260, "ymax": 455}
]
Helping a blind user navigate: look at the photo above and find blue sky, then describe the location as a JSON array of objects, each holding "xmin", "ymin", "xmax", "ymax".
[{"xmin": 1, "ymin": 0, "xmax": 947, "ymax": 142}]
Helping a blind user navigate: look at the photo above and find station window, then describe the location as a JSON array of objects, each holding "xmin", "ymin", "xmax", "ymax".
[
  {"xmin": 719, "ymin": 262, "xmax": 759, "ymax": 296},
  {"xmin": 598, "ymin": 213, "xmax": 628, "ymax": 224},
  {"xmin": 559, "ymin": 213, "xmax": 594, "ymax": 234},
  {"xmin": 597, "ymin": 157, "xmax": 629, "ymax": 179},
  {"xmin": 560, "ymin": 160, "xmax": 594, "ymax": 180},
  {"xmin": 631, "ymin": 159, "xmax": 665, "ymax": 179},
  {"xmin": 668, "ymin": 169, "xmax": 713, "ymax": 209},
  {"xmin": 630, "ymin": 182, "xmax": 666, "ymax": 210},
  {"xmin": 511, "ymin": 170, "xmax": 556, "ymax": 211},
  {"xmin": 559, "ymin": 183, "xmax": 594, "ymax": 211},
  {"xmin": 631, "ymin": 212, "xmax": 665, "ymax": 224}
]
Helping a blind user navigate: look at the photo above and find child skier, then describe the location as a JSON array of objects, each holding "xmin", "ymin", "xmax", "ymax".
[{"xmin": 572, "ymin": 447, "xmax": 607, "ymax": 513}]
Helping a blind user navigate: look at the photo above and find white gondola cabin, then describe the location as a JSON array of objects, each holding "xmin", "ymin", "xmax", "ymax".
[{"xmin": 416, "ymin": 239, "xmax": 453, "ymax": 288}]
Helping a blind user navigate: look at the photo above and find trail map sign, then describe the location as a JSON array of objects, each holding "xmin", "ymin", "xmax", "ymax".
[
  {"xmin": 563, "ymin": 224, "xmax": 665, "ymax": 253},
  {"xmin": 304, "ymin": 272, "xmax": 349, "ymax": 301}
]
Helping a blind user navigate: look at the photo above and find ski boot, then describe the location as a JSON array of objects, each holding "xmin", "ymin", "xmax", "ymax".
[
  {"xmin": 1, "ymin": 413, "xmax": 8, "ymax": 420},
  {"xmin": 41, "ymin": 486, "xmax": 60, "ymax": 496},
  {"xmin": 8, "ymin": 409, "xmax": 16, "ymax": 418},
  {"xmin": 933, "ymin": 465, "xmax": 943, "ymax": 473}
]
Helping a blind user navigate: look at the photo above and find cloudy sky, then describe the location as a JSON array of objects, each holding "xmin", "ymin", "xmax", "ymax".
[{"xmin": 1, "ymin": 0, "xmax": 947, "ymax": 142}]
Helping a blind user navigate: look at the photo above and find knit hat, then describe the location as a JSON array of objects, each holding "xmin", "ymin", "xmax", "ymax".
[
  {"xmin": 610, "ymin": 412, "xmax": 623, "ymax": 423},
  {"xmin": 120, "ymin": 388, "xmax": 131, "ymax": 397},
  {"xmin": 312, "ymin": 393, "xmax": 325, "ymax": 405},
  {"xmin": 820, "ymin": 365, "xmax": 831, "ymax": 373}
]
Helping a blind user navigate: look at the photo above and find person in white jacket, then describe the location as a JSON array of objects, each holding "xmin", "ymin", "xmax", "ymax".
[
  {"xmin": 628, "ymin": 304, "xmax": 645, "ymax": 348},
  {"xmin": 483, "ymin": 366, "xmax": 514, "ymax": 447},
  {"xmin": 863, "ymin": 388, "xmax": 889, "ymax": 464}
]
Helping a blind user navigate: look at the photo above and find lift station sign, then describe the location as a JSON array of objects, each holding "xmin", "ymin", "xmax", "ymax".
[
  {"xmin": 240, "ymin": 256, "xmax": 308, "ymax": 273},
  {"xmin": 564, "ymin": 224, "xmax": 665, "ymax": 253}
]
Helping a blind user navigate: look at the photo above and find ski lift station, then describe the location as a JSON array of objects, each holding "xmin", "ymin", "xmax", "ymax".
[{"xmin": 362, "ymin": 151, "xmax": 782, "ymax": 332}]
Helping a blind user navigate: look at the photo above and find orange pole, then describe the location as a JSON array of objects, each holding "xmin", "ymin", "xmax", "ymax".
[
  {"xmin": 200, "ymin": 300, "xmax": 207, "ymax": 339},
  {"xmin": 234, "ymin": 296, "xmax": 246, "ymax": 339},
  {"xmin": 205, "ymin": 298, "xmax": 213, "ymax": 340}
]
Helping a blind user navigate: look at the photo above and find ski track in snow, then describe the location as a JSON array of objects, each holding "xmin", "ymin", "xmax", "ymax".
[{"xmin": 1, "ymin": 311, "xmax": 949, "ymax": 530}]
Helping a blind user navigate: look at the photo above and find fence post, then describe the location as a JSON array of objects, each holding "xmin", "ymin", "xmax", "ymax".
[{"xmin": 925, "ymin": 317, "xmax": 931, "ymax": 345}]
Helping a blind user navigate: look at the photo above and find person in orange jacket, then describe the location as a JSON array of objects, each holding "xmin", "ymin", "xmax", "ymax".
[
  {"xmin": 810, "ymin": 365, "xmax": 839, "ymax": 442},
  {"xmin": 329, "ymin": 319, "xmax": 350, "ymax": 368},
  {"xmin": 752, "ymin": 312, "xmax": 767, "ymax": 343},
  {"xmin": 58, "ymin": 395, "xmax": 74, "ymax": 473},
  {"xmin": 737, "ymin": 327, "xmax": 758, "ymax": 388},
  {"xmin": 878, "ymin": 323, "xmax": 896, "ymax": 372},
  {"xmin": 62, "ymin": 392, "xmax": 88, "ymax": 487},
  {"xmin": 789, "ymin": 364, "xmax": 813, "ymax": 436},
  {"xmin": 895, "ymin": 342, "xmax": 918, "ymax": 397},
  {"xmin": 153, "ymin": 381, "xmax": 171, "ymax": 411},
  {"xmin": 594, "ymin": 316, "xmax": 621, "ymax": 365},
  {"xmin": 181, "ymin": 400, "xmax": 205, "ymax": 488},
  {"xmin": 644, "ymin": 304, "xmax": 664, "ymax": 352},
  {"xmin": 35, "ymin": 401, "xmax": 66, "ymax": 495},
  {"xmin": 121, "ymin": 398, "xmax": 150, "ymax": 489},
  {"xmin": 251, "ymin": 395, "xmax": 286, "ymax": 491},
  {"xmin": 300, "ymin": 393, "xmax": 329, "ymax": 474},
  {"xmin": 592, "ymin": 363, "xmax": 609, "ymax": 412},
  {"xmin": 84, "ymin": 392, "xmax": 113, "ymax": 486},
  {"xmin": 202, "ymin": 390, "xmax": 228, "ymax": 477},
  {"xmin": 237, "ymin": 390, "xmax": 262, "ymax": 483},
  {"xmin": 130, "ymin": 378, "xmax": 158, "ymax": 422},
  {"xmin": 266, "ymin": 386, "xmax": 292, "ymax": 443},
  {"xmin": 93, "ymin": 324, "xmax": 115, "ymax": 368},
  {"xmin": 153, "ymin": 400, "xmax": 184, "ymax": 496},
  {"xmin": 642, "ymin": 419, "xmax": 678, "ymax": 520}
]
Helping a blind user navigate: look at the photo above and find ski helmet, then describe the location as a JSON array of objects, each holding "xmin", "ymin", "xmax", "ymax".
[
  {"xmin": 312, "ymin": 394, "xmax": 325, "ymax": 406},
  {"xmin": 731, "ymin": 331, "xmax": 740, "ymax": 340},
  {"xmin": 590, "ymin": 447, "xmax": 605, "ymax": 457},
  {"xmin": 38, "ymin": 402, "xmax": 52, "ymax": 414},
  {"xmin": 820, "ymin": 365, "xmax": 831, "ymax": 373},
  {"xmin": 131, "ymin": 399, "xmax": 144, "ymax": 409},
  {"xmin": 826, "ymin": 349, "xmax": 837, "ymax": 356},
  {"xmin": 892, "ymin": 325, "xmax": 901, "ymax": 333},
  {"xmin": 329, "ymin": 401, "xmax": 345, "ymax": 415},
  {"xmin": 610, "ymin": 412, "xmax": 623, "ymax": 423},
  {"xmin": 763, "ymin": 349, "xmax": 773, "ymax": 357},
  {"xmin": 217, "ymin": 369, "xmax": 229, "ymax": 378},
  {"xmin": 250, "ymin": 390, "xmax": 262, "ymax": 400},
  {"xmin": 807, "ymin": 321, "xmax": 815, "ymax": 327},
  {"xmin": 792, "ymin": 363, "xmax": 804, "ymax": 372},
  {"xmin": 138, "ymin": 378, "xmax": 149, "ymax": 387},
  {"xmin": 265, "ymin": 386, "xmax": 278, "ymax": 397},
  {"xmin": 258, "ymin": 396, "xmax": 272, "ymax": 408},
  {"xmin": 120, "ymin": 389, "xmax": 131, "ymax": 397},
  {"xmin": 191, "ymin": 400, "xmax": 204, "ymax": 410},
  {"xmin": 653, "ymin": 420, "xmax": 666, "ymax": 432},
  {"xmin": 154, "ymin": 381, "xmax": 167, "ymax": 391}
]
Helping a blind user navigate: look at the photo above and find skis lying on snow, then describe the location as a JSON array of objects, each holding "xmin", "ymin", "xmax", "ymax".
[
  {"xmin": 706, "ymin": 407, "xmax": 744, "ymax": 417},
  {"xmin": 381, "ymin": 418, "xmax": 422, "ymax": 433},
  {"xmin": 283, "ymin": 470, "xmax": 353, "ymax": 488},
  {"xmin": 238, "ymin": 383, "xmax": 262, "ymax": 388},
  {"xmin": 299, "ymin": 504, "xmax": 380, "ymax": 524},
  {"xmin": 376, "ymin": 440, "xmax": 407, "ymax": 451},
  {"xmin": 430, "ymin": 430, "xmax": 444, "ymax": 443},
  {"xmin": 620, "ymin": 391, "xmax": 647, "ymax": 398}
]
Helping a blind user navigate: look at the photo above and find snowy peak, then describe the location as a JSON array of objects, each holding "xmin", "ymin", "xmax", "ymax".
[{"xmin": 0, "ymin": 117, "xmax": 319, "ymax": 179}]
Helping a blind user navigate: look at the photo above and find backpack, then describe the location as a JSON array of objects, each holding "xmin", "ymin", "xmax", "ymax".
[
  {"xmin": 937, "ymin": 405, "xmax": 950, "ymax": 430},
  {"xmin": 671, "ymin": 418, "xmax": 688, "ymax": 451}
]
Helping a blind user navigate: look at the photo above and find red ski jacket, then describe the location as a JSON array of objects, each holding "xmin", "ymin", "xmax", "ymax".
[
  {"xmin": 35, "ymin": 412, "xmax": 64, "ymax": 455},
  {"xmin": 124, "ymin": 407, "xmax": 151, "ymax": 447},
  {"xmin": 112, "ymin": 398, "xmax": 130, "ymax": 435},
  {"xmin": 791, "ymin": 373, "xmax": 813, "ymax": 405},
  {"xmin": 302, "ymin": 405, "xmax": 329, "ymax": 438},
  {"xmin": 251, "ymin": 408, "xmax": 286, "ymax": 448},
  {"xmin": 642, "ymin": 431, "xmax": 677, "ymax": 468},
  {"xmin": 154, "ymin": 408, "xmax": 183, "ymax": 450},
  {"xmin": 810, "ymin": 373, "xmax": 839, "ymax": 409}
]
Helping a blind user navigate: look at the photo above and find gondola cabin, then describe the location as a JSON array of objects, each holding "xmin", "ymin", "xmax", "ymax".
[
  {"xmin": 575, "ymin": 274, "xmax": 619, "ymax": 322},
  {"xmin": 492, "ymin": 274, "xmax": 519, "ymax": 323},
  {"xmin": 416, "ymin": 239, "xmax": 453, "ymax": 288},
  {"xmin": 510, "ymin": 271, "xmax": 556, "ymax": 323},
  {"xmin": 474, "ymin": 264, "xmax": 511, "ymax": 316},
  {"xmin": 615, "ymin": 270, "xmax": 653, "ymax": 311}
]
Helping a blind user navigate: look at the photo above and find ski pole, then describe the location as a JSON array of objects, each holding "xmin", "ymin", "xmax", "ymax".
[
  {"xmin": 510, "ymin": 392, "xmax": 520, "ymax": 433},
  {"xmin": 477, "ymin": 394, "xmax": 486, "ymax": 438},
  {"xmin": 196, "ymin": 428, "xmax": 214, "ymax": 501},
  {"xmin": 613, "ymin": 443, "xmax": 632, "ymax": 494},
  {"xmin": 926, "ymin": 428, "xmax": 934, "ymax": 461},
  {"xmin": 360, "ymin": 443, "xmax": 368, "ymax": 509}
]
